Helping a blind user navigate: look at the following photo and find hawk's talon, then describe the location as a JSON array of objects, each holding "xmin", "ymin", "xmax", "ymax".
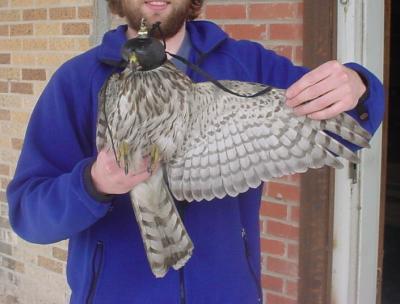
[{"xmin": 114, "ymin": 154, "xmax": 121, "ymax": 169}]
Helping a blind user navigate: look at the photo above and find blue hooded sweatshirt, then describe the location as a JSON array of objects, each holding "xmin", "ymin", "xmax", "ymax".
[{"xmin": 6, "ymin": 21, "xmax": 384, "ymax": 304}]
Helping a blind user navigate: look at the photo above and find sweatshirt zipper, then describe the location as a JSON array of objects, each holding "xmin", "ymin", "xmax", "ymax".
[
  {"xmin": 86, "ymin": 241, "xmax": 104, "ymax": 304},
  {"xmin": 179, "ymin": 268, "xmax": 186, "ymax": 304},
  {"xmin": 176, "ymin": 201, "xmax": 187, "ymax": 304},
  {"xmin": 241, "ymin": 228, "xmax": 263, "ymax": 303}
]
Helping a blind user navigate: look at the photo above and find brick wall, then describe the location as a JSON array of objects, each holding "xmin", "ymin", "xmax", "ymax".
[
  {"xmin": 0, "ymin": 1, "xmax": 93, "ymax": 303},
  {"xmin": 204, "ymin": 2, "xmax": 303, "ymax": 303},
  {"xmin": 0, "ymin": 1, "xmax": 303, "ymax": 303}
]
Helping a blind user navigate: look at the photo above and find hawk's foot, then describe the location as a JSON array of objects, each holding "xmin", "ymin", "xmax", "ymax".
[{"xmin": 117, "ymin": 141, "xmax": 130, "ymax": 175}]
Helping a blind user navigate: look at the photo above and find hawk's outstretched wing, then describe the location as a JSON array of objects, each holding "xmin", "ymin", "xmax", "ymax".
[{"xmin": 167, "ymin": 81, "xmax": 371, "ymax": 202}]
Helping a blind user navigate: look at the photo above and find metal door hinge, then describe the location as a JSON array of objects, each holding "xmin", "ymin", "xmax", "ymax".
[{"xmin": 349, "ymin": 162, "xmax": 358, "ymax": 184}]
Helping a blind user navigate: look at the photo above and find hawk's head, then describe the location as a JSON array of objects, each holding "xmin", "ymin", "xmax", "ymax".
[{"xmin": 121, "ymin": 21, "xmax": 166, "ymax": 71}]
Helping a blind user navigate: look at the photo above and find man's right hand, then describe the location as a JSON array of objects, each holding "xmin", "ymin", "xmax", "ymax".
[{"xmin": 91, "ymin": 149, "xmax": 152, "ymax": 195}]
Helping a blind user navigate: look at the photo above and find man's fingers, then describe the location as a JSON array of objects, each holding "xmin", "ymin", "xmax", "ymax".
[
  {"xmin": 106, "ymin": 164, "xmax": 152, "ymax": 193},
  {"xmin": 286, "ymin": 76, "xmax": 340, "ymax": 108},
  {"xmin": 126, "ymin": 157, "xmax": 150, "ymax": 177},
  {"xmin": 110, "ymin": 170, "xmax": 152, "ymax": 194},
  {"xmin": 126, "ymin": 169, "xmax": 152, "ymax": 185},
  {"xmin": 286, "ymin": 61, "xmax": 337, "ymax": 99},
  {"xmin": 307, "ymin": 101, "xmax": 347, "ymax": 120},
  {"xmin": 100, "ymin": 150, "xmax": 121, "ymax": 172},
  {"xmin": 118, "ymin": 169, "xmax": 151, "ymax": 189},
  {"xmin": 292, "ymin": 88, "xmax": 345, "ymax": 116}
]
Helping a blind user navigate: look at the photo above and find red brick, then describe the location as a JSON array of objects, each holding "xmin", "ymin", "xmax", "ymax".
[
  {"xmin": 1, "ymin": 178, "xmax": 9, "ymax": 190},
  {"xmin": 0, "ymin": 53, "xmax": 11, "ymax": 64},
  {"xmin": 276, "ymin": 174, "xmax": 300, "ymax": 184},
  {"xmin": 266, "ymin": 293, "xmax": 297, "ymax": 304},
  {"xmin": 224, "ymin": 24, "xmax": 266, "ymax": 40},
  {"xmin": 0, "ymin": 164, "xmax": 9, "ymax": 175},
  {"xmin": 267, "ymin": 256, "xmax": 298, "ymax": 277},
  {"xmin": 1, "ymin": 255, "xmax": 24, "ymax": 273},
  {"xmin": 286, "ymin": 280, "xmax": 298, "ymax": 298},
  {"xmin": 249, "ymin": 3, "xmax": 299, "ymax": 20},
  {"xmin": 270, "ymin": 23, "xmax": 303, "ymax": 41},
  {"xmin": 260, "ymin": 201, "xmax": 287, "ymax": 219},
  {"xmin": 0, "ymin": 191, "xmax": 7, "ymax": 202},
  {"xmin": 0, "ymin": 109, "xmax": 10, "ymax": 121},
  {"xmin": 205, "ymin": 4, "xmax": 246, "ymax": 20},
  {"xmin": 0, "ymin": 1, "xmax": 7, "ymax": 8},
  {"xmin": 50, "ymin": 7, "xmax": 76, "ymax": 20},
  {"xmin": 267, "ymin": 220, "xmax": 298, "ymax": 240},
  {"xmin": 52, "ymin": 247, "xmax": 67, "ymax": 261},
  {"xmin": 78, "ymin": 6, "xmax": 93, "ymax": 19},
  {"xmin": 62, "ymin": 22, "xmax": 90, "ymax": 35},
  {"xmin": 290, "ymin": 206, "xmax": 299, "ymax": 222},
  {"xmin": 261, "ymin": 255, "xmax": 267, "ymax": 271},
  {"xmin": 266, "ymin": 182, "xmax": 300, "ymax": 202},
  {"xmin": 288, "ymin": 244, "xmax": 299, "ymax": 260},
  {"xmin": 0, "ymin": 81, "xmax": 7, "ymax": 93},
  {"xmin": 22, "ymin": 68, "xmax": 46, "ymax": 81},
  {"xmin": 10, "ymin": 82, "xmax": 33, "ymax": 94},
  {"xmin": 260, "ymin": 219, "xmax": 267, "ymax": 234},
  {"xmin": 261, "ymin": 238, "xmax": 285, "ymax": 256},
  {"xmin": 295, "ymin": 46, "xmax": 303, "ymax": 64},
  {"xmin": 38, "ymin": 255, "xmax": 62, "ymax": 273},
  {"xmin": 23, "ymin": 9, "xmax": 47, "ymax": 20},
  {"xmin": 271, "ymin": 45, "xmax": 292, "ymax": 60},
  {"xmin": 11, "ymin": 138, "xmax": 23, "ymax": 150},
  {"xmin": 261, "ymin": 274, "xmax": 283, "ymax": 292},
  {"xmin": 0, "ymin": 9, "xmax": 21, "ymax": 22},
  {"xmin": 10, "ymin": 24, "xmax": 33, "ymax": 36},
  {"xmin": 297, "ymin": 3, "xmax": 304, "ymax": 18},
  {"xmin": 287, "ymin": 243, "xmax": 298, "ymax": 260},
  {"xmin": 0, "ymin": 25, "xmax": 8, "ymax": 36}
]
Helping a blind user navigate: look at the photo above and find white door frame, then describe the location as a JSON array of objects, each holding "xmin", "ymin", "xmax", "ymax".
[{"xmin": 332, "ymin": 1, "xmax": 384, "ymax": 303}]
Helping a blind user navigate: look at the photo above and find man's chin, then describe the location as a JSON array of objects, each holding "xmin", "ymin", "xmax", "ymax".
[
  {"xmin": 141, "ymin": 10, "xmax": 169, "ymax": 23},
  {"xmin": 146, "ymin": 16, "xmax": 169, "ymax": 28},
  {"xmin": 126, "ymin": 8, "xmax": 187, "ymax": 38}
]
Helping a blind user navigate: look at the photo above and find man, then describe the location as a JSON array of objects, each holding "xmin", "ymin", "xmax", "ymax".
[{"xmin": 6, "ymin": 0, "xmax": 384, "ymax": 303}]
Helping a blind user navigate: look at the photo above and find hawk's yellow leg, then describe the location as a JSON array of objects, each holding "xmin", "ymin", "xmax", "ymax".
[
  {"xmin": 148, "ymin": 145, "xmax": 160, "ymax": 174},
  {"xmin": 117, "ymin": 141, "xmax": 130, "ymax": 175}
]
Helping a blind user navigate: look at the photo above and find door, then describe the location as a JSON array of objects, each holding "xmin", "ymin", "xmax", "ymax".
[
  {"xmin": 332, "ymin": 1, "xmax": 385, "ymax": 304},
  {"xmin": 380, "ymin": 1, "xmax": 400, "ymax": 303}
]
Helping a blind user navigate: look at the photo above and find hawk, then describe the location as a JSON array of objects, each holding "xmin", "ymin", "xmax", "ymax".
[{"xmin": 96, "ymin": 24, "xmax": 371, "ymax": 278}]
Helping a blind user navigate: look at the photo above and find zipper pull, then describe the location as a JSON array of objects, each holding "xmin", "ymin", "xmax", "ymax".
[
  {"xmin": 242, "ymin": 228, "xmax": 250, "ymax": 254},
  {"xmin": 241, "ymin": 228, "xmax": 246, "ymax": 239}
]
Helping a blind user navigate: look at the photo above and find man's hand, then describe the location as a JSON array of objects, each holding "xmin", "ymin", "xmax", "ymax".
[
  {"xmin": 91, "ymin": 149, "xmax": 152, "ymax": 195},
  {"xmin": 285, "ymin": 60, "xmax": 366, "ymax": 120}
]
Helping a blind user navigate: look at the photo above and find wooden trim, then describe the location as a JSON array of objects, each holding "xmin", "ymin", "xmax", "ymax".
[
  {"xmin": 376, "ymin": 1, "xmax": 391, "ymax": 303},
  {"xmin": 299, "ymin": 1, "xmax": 337, "ymax": 303}
]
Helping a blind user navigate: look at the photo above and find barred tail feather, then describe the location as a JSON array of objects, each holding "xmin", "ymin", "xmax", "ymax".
[{"xmin": 129, "ymin": 168, "xmax": 194, "ymax": 278}]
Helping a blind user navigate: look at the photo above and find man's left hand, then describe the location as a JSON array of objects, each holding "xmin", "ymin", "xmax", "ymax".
[{"xmin": 285, "ymin": 60, "xmax": 366, "ymax": 120}]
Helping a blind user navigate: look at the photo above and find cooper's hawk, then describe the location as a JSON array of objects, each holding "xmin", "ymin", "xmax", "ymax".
[{"xmin": 96, "ymin": 23, "xmax": 371, "ymax": 278}]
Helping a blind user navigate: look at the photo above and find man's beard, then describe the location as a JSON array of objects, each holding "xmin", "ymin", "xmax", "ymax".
[{"xmin": 125, "ymin": 1, "xmax": 191, "ymax": 39}]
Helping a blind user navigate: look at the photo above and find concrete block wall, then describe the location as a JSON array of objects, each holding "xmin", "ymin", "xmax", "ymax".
[{"xmin": 0, "ymin": 1, "xmax": 303, "ymax": 303}]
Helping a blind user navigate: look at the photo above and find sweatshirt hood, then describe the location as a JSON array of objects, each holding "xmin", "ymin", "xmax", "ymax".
[{"xmin": 96, "ymin": 21, "xmax": 228, "ymax": 67}]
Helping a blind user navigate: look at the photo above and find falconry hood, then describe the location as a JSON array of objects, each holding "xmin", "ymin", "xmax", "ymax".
[{"xmin": 121, "ymin": 20, "xmax": 167, "ymax": 71}]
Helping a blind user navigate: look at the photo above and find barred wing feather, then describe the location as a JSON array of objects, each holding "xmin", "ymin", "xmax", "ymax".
[{"xmin": 167, "ymin": 81, "xmax": 371, "ymax": 202}]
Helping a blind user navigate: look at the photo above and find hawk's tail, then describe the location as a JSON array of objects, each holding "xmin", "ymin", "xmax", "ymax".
[{"xmin": 129, "ymin": 168, "xmax": 194, "ymax": 278}]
